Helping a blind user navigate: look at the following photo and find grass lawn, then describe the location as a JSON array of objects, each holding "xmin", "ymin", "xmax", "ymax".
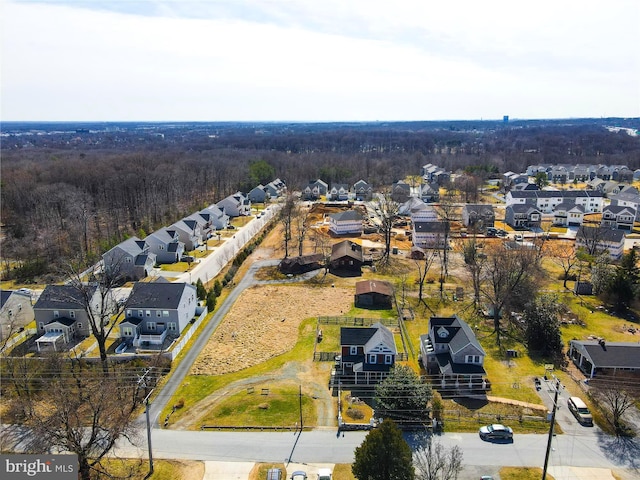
[
  {"xmin": 162, "ymin": 317, "xmax": 318, "ymax": 425},
  {"xmin": 201, "ymin": 383, "xmax": 315, "ymax": 428},
  {"xmin": 500, "ymin": 466, "xmax": 554, "ymax": 480},
  {"xmin": 101, "ymin": 458, "xmax": 202, "ymax": 480},
  {"xmin": 341, "ymin": 391, "xmax": 374, "ymax": 424}
]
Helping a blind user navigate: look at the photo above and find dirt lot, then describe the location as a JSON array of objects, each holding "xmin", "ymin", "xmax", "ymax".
[{"xmin": 190, "ymin": 284, "xmax": 354, "ymax": 375}]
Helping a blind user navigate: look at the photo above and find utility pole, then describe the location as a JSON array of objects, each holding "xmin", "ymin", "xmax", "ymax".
[
  {"xmin": 542, "ymin": 378, "xmax": 561, "ymax": 480},
  {"xmin": 145, "ymin": 390, "xmax": 154, "ymax": 476},
  {"xmin": 299, "ymin": 384, "xmax": 303, "ymax": 431}
]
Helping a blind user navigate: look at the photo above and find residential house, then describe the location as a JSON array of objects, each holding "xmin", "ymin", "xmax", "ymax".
[
  {"xmin": 420, "ymin": 315, "xmax": 488, "ymax": 392},
  {"xmin": 337, "ymin": 322, "xmax": 397, "ymax": 385},
  {"xmin": 461, "ymin": 204, "xmax": 495, "ymax": 230},
  {"xmin": 398, "ymin": 197, "xmax": 436, "ymax": 222},
  {"xmin": 422, "ymin": 164, "xmax": 451, "ymax": 185},
  {"xmin": 34, "ymin": 285, "xmax": 101, "ymax": 351},
  {"xmin": 354, "ymin": 280, "xmax": 394, "ymax": 309},
  {"xmin": 505, "ymin": 190, "xmax": 603, "ymax": 214},
  {"xmin": 609, "ymin": 188, "xmax": 640, "ymax": 221},
  {"xmin": 553, "ymin": 203, "xmax": 584, "ymax": 227},
  {"xmin": 601, "ymin": 205, "xmax": 636, "ymax": 231},
  {"xmin": 119, "ymin": 280, "xmax": 197, "ymax": 347},
  {"xmin": 279, "ymin": 254, "xmax": 325, "ymax": 274},
  {"xmin": 217, "ymin": 192, "xmax": 251, "ymax": 217},
  {"xmin": 0, "ymin": 290, "xmax": 34, "ymax": 342},
  {"xmin": 185, "ymin": 212, "xmax": 216, "ymax": 240},
  {"xmin": 568, "ymin": 340, "xmax": 640, "ymax": 379},
  {"xmin": 601, "ymin": 181, "xmax": 628, "ymax": 197},
  {"xmin": 391, "ymin": 181, "xmax": 411, "ymax": 202},
  {"xmin": 549, "ymin": 166, "xmax": 568, "ymax": 184},
  {"xmin": 412, "ymin": 221, "xmax": 447, "ymax": 248},
  {"xmin": 504, "ymin": 204, "xmax": 542, "ymax": 229},
  {"xmin": 170, "ymin": 219, "xmax": 203, "ymax": 251},
  {"xmin": 419, "ymin": 183, "xmax": 440, "ymax": 203},
  {"xmin": 145, "ymin": 228, "xmax": 185, "ymax": 264},
  {"xmin": 329, "ymin": 183, "xmax": 350, "ymax": 201},
  {"xmin": 329, "ymin": 210, "xmax": 363, "ymax": 236},
  {"xmin": 329, "ymin": 240, "xmax": 363, "ymax": 273},
  {"xmin": 248, "ymin": 184, "xmax": 269, "ymax": 203},
  {"xmin": 302, "ymin": 179, "xmax": 328, "ymax": 200},
  {"xmin": 575, "ymin": 226, "xmax": 625, "ymax": 259},
  {"xmin": 353, "ymin": 180, "xmax": 373, "ymax": 201},
  {"xmin": 263, "ymin": 178, "xmax": 286, "ymax": 198},
  {"xmin": 503, "ymin": 171, "xmax": 529, "ymax": 188},
  {"xmin": 199, "ymin": 204, "xmax": 230, "ymax": 230},
  {"xmin": 102, "ymin": 236, "xmax": 156, "ymax": 282}
]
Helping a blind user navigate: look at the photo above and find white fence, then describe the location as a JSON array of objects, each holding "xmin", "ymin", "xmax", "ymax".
[{"xmin": 168, "ymin": 307, "xmax": 209, "ymax": 360}]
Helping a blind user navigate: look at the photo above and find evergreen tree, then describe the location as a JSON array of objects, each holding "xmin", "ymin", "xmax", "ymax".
[
  {"xmin": 213, "ymin": 280, "xmax": 223, "ymax": 297},
  {"xmin": 523, "ymin": 294, "xmax": 563, "ymax": 358},
  {"xmin": 195, "ymin": 278, "xmax": 207, "ymax": 301},
  {"xmin": 375, "ymin": 365, "xmax": 432, "ymax": 424},
  {"xmin": 352, "ymin": 419, "xmax": 415, "ymax": 480},
  {"xmin": 206, "ymin": 288, "xmax": 217, "ymax": 311}
]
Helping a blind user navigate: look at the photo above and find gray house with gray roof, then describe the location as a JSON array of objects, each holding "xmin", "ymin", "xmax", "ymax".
[
  {"xmin": 569, "ymin": 340, "xmax": 640, "ymax": 379},
  {"xmin": 420, "ymin": 315, "xmax": 488, "ymax": 392},
  {"xmin": 119, "ymin": 279, "xmax": 197, "ymax": 347},
  {"xmin": 102, "ymin": 237, "xmax": 156, "ymax": 282},
  {"xmin": 145, "ymin": 228, "xmax": 185, "ymax": 264}
]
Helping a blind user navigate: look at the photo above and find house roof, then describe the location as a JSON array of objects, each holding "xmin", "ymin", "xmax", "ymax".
[
  {"xmin": 127, "ymin": 282, "xmax": 195, "ymax": 310},
  {"xmin": 463, "ymin": 204, "xmax": 494, "ymax": 215},
  {"xmin": 46, "ymin": 317, "xmax": 76, "ymax": 327},
  {"xmin": 571, "ymin": 340, "xmax": 640, "ymax": 369},
  {"xmin": 134, "ymin": 253, "xmax": 156, "ymax": 266},
  {"xmin": 355, "ymin": 280, "xmax": 393, "ymax": 297},
  {"xmin": 435, "ymin": 352, "xmax": 486, "ymax": 375},
  {"xmin": 554, "ymin": 202, "xmax": 584, "ymax": 213},
  {"xmin": 340, "ymin": 322, "xmax": 396, "ymax": 353},
  {"xmin": 508, "ymin": 204, "xmax": 541, "ymax": 214},
  {"xmin": 107, "ymin": 236, "xmax": 147, "ymax": 257},
  {"xmin": 34, "ymin": 285, "xmax": 98, "ymax": 310},
  {"xmin": 429, "ymin": 316, "xmax": 485, "ymax": 356},
  {"xmin": 331, "ymin": 240, "xmax": 363, "ymax": 261},
  {"xmin": 603, "ymin": 205, "xmax": 636, "ymax": 215},
  {"xmin": 120, "ymin": 317, "xmax": 143, "ymax": 326},
  {"xmin": 399, "ymin": 197, "xmax": 429, "ymax": 215},
  {"xmin": 331, "ymin": 210, "xmax": 362, "ymax": 222},
  {"xmin": 576, "ymin": 226, "xmax": 625, "ymax": 243},
  {"xmin": 279, "ymin": 254, "xmax": 324, "ymax": 268}
]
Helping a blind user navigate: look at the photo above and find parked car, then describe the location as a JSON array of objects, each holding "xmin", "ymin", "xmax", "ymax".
[
  {"xmin": 479, "ymin": 424, "xmax": 513, "ymax": 440},
  {"xmin": 567, "ymin": 397, "xmax": 593, "ymax": 426},
  {"xmin": 317, "ymin": 469, "xmax": 332, "ymax": 480},
  {"xmin": 290, "ymin": 471, "xmax": 307, "ymax": 480}
]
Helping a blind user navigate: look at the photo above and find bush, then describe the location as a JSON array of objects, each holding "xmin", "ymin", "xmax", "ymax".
[
  {"xmin": 346, "ymin": 408, "xmax": 365, "ymax": 420},
  {"xmin": 174, "ymin": 398, "xmax": 185, "ymax": 409}
]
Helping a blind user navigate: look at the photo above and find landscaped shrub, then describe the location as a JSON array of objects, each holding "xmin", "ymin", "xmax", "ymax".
[{"xmin": 346, "ymin": 408, "xmax": 365, "ymax": 420}]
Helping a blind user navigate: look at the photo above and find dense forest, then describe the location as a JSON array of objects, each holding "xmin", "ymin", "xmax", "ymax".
[{"xmin": 1, "ymin": 118, "xmax": 639, "ymax": 282}]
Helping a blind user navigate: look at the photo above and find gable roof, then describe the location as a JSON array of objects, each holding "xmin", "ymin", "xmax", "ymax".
[
  {"xmin": 331, "ymin": 240, "xmax": 363, "ymax": 261},
  {"xmin": 340, "ymin": 322, "xmax": 395, "ymax": 353},
  {"xmin": 331, "ymin": 210, "xmax": 362, "ymax": 222},
  {"xmin": 34, "ymin": 285, "xmax": 97, "ymax": 310},
  {"xmin": 429, "ymin": 316, "xmax": 485, "ymax": 355},
  {"xmin": 570, "ymin": 340, "xmax": 640, "ymax": 369},
  {"xmin": 355, "ymin": 280, "xmax": 393, "ymax": 297},
  {"xmin": 127, "ymin": 282, "xmax": 195, "ymax": 310},
  {"xmin": 576, "ymin": 226, "xmax": 625, "ymax": 243},
  {"xmin": 463, "ymin": 204, "xmax": 494, "ymax": 215}
]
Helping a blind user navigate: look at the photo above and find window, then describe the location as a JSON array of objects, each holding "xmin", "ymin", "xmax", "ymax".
[
  {"xmin": 69, "ymin": 311, "xmax": 76, "ymax": 318},
  {"xmin": 385, "ymin": 355, "xmax": 393, "ymax": 364},
  {"xmin": 156, "ymin": 311, "xmax": 161, "ymax": 317},
  {"xmin": 18, "ymin": 304, "xmax": 22, "ymax": 311},
  {"xmin": 146, "ymin": 310, "xmax": 151, "ymax": 317},
  {"xmin": 38, "ymin": 322, "xmax": 44, "ymax": 330},
  {"xmin": 168, "ymin": 323, "xmax": 177, "ymax": 332},
  {"xmin": 350, "ymin": 346, "xmax": 358, "ymax": 355},
  {"xmin": 368, "ymin": 354, "xmax": 377, "ymax": 364},
  {"xmin": 126, "ymin": 310, "xmax": 132, "ymax": 317},
  {"xmin": 123, "ymin": 327, "xmax": 133, "ymax": 336},
  {"xmin": 125, "ymin": 257, "xmax": 132, "ymax": 263},
  {"xmin": 138, "ymin": 310, "xmax": 143, "ymax": 318},
  {"xmin": 7, "ymin": 309, "xmax": 12, "ymax": 316},
  {"xmin": 162, "ymin": 311, "xmax": 169, "ymax": 317},
  {"xmin": 465, "ymin": 355, "xmax": 480, "ymax": 364},
  {"xmin": 158, "ymin": 245, "xmax": 165, "ymax": 251},
  {"xmin": 77, "ymin": 323, "xmax": 82, "ymax": 329},
  {"xmin": 147, "ymin": 322, "xmax": 156, "ymax": 331},
  {"xmin": 54, "ymin": 310, "xmax": 60, "ymax": 318}
]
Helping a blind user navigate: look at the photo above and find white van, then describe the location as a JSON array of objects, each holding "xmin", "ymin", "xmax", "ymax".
[
  {"xmin": 567, "ymin": 396, "xmax": 593, "ymax": 426},
  {"xmin": 317, "ymin": 468, "xmax": 332, "ymax": 480}
]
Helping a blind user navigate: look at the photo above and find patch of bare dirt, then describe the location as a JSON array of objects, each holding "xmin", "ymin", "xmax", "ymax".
[{"xmin": 190, "ymin": 285, "xmax": 354, "ymax": 375}]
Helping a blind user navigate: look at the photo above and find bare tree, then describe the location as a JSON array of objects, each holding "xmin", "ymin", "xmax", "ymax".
[
  {"xmin": 3, "ymin": 356, "xmax": 156, "ymax": 480},
  {"xmin": 435, "ymin": 198, "xmax": 456, "ymax": 297},
  {"xmin": 294, "ymin": 202, "xmax": 311, "ymax": 256},
  {"xmin": 413, "ymin": 434, "xmax": 464, "ymax": 480},
  {"xmin": 461, "ymin": 237, "xmax": 487, "ymax": 307},
  {"xmin": 415, "ymin": 249, "xmax": 439, "ymax": 308},
  {"xmin": 549, "ymin": 241, "xmax": 578, "ymax": 289},
  {"xmin": 591, "ymin": 378, "xmax": 639, "ymax": 436},
  {"xmin": 479, "ymin": 244, "xmax": 541, "ymax": 347},
  {"xmin": 279, "ymin": 194, "xmax": 296, "ymax": 258},
  {"xmin": 377, "ymin": 193, "xmax": 400, "ymax": 263}
]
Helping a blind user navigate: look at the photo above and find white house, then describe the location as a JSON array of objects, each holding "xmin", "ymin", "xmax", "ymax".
[{"xmin": 329, "ymin": 210, "xmax": 363, "ymax": 236}]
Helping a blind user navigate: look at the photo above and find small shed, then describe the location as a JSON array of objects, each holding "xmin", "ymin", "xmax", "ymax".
[
  {"xmin": 574, "ymin": 281, "xmax": 593, "ymax": 295},
  {"xmin": 354, "ymin": 280, "xmax": 394, "ymax": 308}
]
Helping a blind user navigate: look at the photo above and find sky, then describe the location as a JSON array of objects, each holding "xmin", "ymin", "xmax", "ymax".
[{"xmin": 1, "ymin": 0, "xmax": 639, "ymax": 122}]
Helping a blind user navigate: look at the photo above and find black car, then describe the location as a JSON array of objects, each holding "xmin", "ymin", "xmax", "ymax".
[{"xmin": 479, "ymin": 424, "xmax": 513, "ymax": 440}]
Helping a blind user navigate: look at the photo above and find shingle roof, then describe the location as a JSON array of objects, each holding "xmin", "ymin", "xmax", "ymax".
[
  {"xmin": 331, "ymin": 240, "xmax": 363, "ymax": 261},
  {"xmin": 331, "ymin": 210, "xmax": 362, "ymax": 222},
  {"xmin": 34, "ymin": 285, "xmax": 97, "ymax": 310},
  {"xmin": 571, "ymin": 341, "xmax": 640, "ymax": 369},
  {"xmin": 127, "ymin": 282, "xmax": 195, "ymax": 310},
  {"xmin": 340, "ymin": 322, "xmax": 395, "ymax": 354},
  {"xmin": 355, "ymin": 280, "xmax": 393, "ymax": 297}
]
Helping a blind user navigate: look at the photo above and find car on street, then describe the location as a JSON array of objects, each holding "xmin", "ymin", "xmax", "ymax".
[
  {"xmin": 290, "ymin": 471, "xmax": 307, "ymax": 480},
  {"xmin": 479, "ymin": 424, "xmax": 513, "ymax": 441}
]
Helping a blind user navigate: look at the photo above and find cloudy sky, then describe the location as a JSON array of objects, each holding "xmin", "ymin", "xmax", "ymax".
[{"xmin": 2, "ymin": 0, "xmax": 639, "ymax": 121}]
